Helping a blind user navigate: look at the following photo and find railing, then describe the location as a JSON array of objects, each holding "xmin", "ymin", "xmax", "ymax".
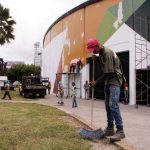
[{"xmin": 136, "ymin": 77, "xmax": 150, "ymax": 106}]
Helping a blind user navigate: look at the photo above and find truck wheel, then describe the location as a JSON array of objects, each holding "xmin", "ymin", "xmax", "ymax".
[
  {"xmin": 23, "ymin": 92, "xmax": 27, "ymax": 98},
  {"xmin": 39, "ymin": 94, "xmax": 45, "ymax": 98},
  {"xmin": 32, "ymin": 94, "xmax": 36, "ymax": 98}
]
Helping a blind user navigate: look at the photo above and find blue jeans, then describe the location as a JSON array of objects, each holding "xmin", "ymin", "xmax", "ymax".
[
  {"xmin": 59, "ymin": 93, "xmax": 64, "ymax": 103},
  {"xmin": 104, "ymin": 84, "xmax": 123, "ymax": 130},
  {"xmin": 72, "ymin": 96, "xmax": 77, "ymax": 108}
]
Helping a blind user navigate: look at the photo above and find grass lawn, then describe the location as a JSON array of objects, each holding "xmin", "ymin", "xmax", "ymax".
[{"xmin": 0, "ymin": 103, "xmax": 92, "ymax": 150}]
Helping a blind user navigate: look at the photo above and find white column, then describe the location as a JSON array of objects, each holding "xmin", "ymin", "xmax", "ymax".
[
  {"xmin": 81, "ymin": 64, "xmax": 89, "ymax": 99},
  {"xmin": 129, "ymin": 31, "xmax": 136, "ymax": 105}
]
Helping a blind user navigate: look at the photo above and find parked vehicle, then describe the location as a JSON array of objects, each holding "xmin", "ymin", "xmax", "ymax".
[
  {"xmin": 40, "ymin": 77, "xmax": 49, "ymax": 87},
  {"xmin": 13, "ymin": 80, "xmax": 21, "ymax": 88},
  {"xmin": 19, "ymin": 76, "xmax": 47, "ymax": 98}
]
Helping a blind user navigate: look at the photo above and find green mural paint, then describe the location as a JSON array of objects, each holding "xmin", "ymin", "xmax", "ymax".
[
  {"xmin": 96, "ymin": 0, "xmax": 146, "ymax": 44},
  {"xmin": 96, "ymin": 11, "xmax": 117, "ymax": 44}
]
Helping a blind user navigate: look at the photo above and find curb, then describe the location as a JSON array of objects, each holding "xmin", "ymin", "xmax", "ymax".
[{"xmin": 71, "ymin": 114, "xmax": 137, "ymax": 150}]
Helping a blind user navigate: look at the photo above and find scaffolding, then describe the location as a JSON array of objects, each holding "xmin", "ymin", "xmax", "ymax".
[
  {"xmin": 56, "ymin": 72, "xmax": 82, "ymax": 98},
  {"xmin": 135, "ymin": 15, "xmax": 150, "ymax": 106}
]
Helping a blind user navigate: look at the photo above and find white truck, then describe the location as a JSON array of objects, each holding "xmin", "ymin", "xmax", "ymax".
[{"xmin": 0, "ymin": 76, "xmax": 8, "ymax": 91}]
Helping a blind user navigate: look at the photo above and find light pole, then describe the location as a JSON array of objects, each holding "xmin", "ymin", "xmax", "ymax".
[
  {"xmin": 38, "ymin": 52, "xmax": 42, "ymax": 76},
  {"xmin": 38, "ymin": 52, "xmax": 42, "ymax": 67},
  {"xmin": 34, "ymin": 42, "xmax": 40, "ymax": 66},
  {"xmin": 34, "ymin": 42, "xmax": 43, "ymax": 76}
]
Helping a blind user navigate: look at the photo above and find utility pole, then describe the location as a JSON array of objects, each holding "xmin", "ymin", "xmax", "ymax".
[{"xmin": 34, "ymin": 42, "xmax": 41, "ymax": 66}]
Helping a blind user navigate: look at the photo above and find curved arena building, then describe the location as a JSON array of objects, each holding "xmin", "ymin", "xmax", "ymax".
[{"xmin": 43, "ymin": 0, "xmax": 150, "ymax": 105}]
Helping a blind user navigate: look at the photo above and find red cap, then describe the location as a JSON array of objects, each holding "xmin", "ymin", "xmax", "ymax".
[
  {"xmin": 124, "ymin": 83, "xmax": 128, "ymax": 87},
  {"xmin": 86, "ymin": 38, "xmax": 100, "ymax": 53}
]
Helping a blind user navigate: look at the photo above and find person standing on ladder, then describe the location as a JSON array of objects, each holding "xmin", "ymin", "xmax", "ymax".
[{"xmin": 87, "ymin": 38, "xmax": 126, "ymax": 142}]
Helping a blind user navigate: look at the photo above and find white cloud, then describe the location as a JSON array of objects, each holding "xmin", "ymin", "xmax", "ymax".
[{"xmin": 0, "ymin": 0, "xmax": 87, "ymax": 64}]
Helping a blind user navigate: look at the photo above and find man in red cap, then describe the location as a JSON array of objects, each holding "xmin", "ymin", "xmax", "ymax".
[{"xmin": 87, "ymin": 38, "xmax": 126, "ymax": 142}]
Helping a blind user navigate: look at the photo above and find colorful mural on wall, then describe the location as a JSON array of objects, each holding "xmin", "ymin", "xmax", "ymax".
[{"xmin": 43, "ymin": 0, "xmax": 150, "ymax": 104}]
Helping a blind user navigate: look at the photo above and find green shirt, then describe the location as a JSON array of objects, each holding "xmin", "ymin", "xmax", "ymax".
[
  {"xmin": 97, "ymin": 48, "xmax": 125, "ymax": 86},
  {"xmin": 71, "ymin": 86, "xmax": 77, "ymax": 97}
]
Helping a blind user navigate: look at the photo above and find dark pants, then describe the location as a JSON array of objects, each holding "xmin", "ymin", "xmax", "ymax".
[
  {"xmin": 124, "ymin": 90, "xmax": 129, "ymax": 104},
  {"xmin": 84, "ymin": 89, "xmax": 89, "ymax": 99},
  {"xmin": 76, "ymin": 64, "xmax": 80, "ymax": 73},
  {"xmin": 104, "ymin": 84, "xmax": 123, "ymax": 130},
  {"xmin": 2, "ymin": 91, "xmax": 12, "ymax": 100},
  {"xmin": 72, "ymin": 96, "xmax": 77, "ymax": 108},
  {"xmin": 48, "ymin": 88, "xmax": 51, "ymax": 94},
  {"xmin": 70, "ymin": 64, "xmax": 76, "ymax": 72}
]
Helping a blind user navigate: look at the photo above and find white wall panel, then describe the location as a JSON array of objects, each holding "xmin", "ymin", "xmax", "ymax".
[{"xmin": 42, "ymin": 28, "xmax": 70, "ymax": 91}]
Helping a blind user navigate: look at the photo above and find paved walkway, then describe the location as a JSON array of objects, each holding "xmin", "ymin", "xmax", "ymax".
[{"xmin": 1, "ymin": 95, "xmax": 150, "ymax": 150}]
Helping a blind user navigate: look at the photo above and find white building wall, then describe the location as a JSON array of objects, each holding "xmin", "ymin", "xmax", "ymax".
[{"xmin": 42, "ymin": 28, "xmax": 70, "ymax": 93}]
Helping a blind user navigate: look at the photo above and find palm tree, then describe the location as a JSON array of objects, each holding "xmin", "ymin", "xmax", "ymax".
[{"xmin": 0, "ymin": 3, "xmax": 16, "ymax": 45}]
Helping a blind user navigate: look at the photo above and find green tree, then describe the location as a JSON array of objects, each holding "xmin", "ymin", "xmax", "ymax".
[
  {"xmin": 0, "ymin": 3, "xmax": 16, "ymax": 45},
  {"xmin": 6, "ymin": 64, "xmax": 41, "ymax": 82}
]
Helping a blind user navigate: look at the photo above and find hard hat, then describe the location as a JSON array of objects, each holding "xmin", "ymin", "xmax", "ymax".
[{"xmin": 86, "ymin": 38, "xmax": 100, "ymax": 53}]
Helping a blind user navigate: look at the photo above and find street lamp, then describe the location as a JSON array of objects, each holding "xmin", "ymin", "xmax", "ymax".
[
  {"xmin": 34, "ymin": 42, "xmax": 40, "ymax": 66},
  {"xmin": 38, "ymin": 52, "xmax": 42, "ymax": 67},
  {"xmin": 38, "ymin": 52, "xmax": 42, "ymax": 76}
]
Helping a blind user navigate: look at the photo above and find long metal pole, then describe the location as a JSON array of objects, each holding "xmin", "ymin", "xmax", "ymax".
[{"xmin": 91, "ymin": 58, "xmax": 95, "ymax": 128}]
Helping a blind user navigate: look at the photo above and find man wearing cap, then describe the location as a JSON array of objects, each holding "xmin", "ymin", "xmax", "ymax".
[{"xmin": 87, "ymin": 38, "xmax": 126, "ymax": 142}]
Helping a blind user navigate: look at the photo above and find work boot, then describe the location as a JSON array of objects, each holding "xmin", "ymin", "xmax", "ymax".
[
  {"xmin": 110, "ymin": 129, "xmax": 125, "ymax": 142},
  {"xmin": 104, "ymin": 126, "xmax": 115, "ymax": 136},
  {"xmin": 60, "ymin": 102, "xmax": 64, "ymax": 105}
]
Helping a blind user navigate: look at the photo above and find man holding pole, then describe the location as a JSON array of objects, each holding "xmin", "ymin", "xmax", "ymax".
[{"xmin": 87, "ymin": 38, "xmax": 126, "ymax": 142}]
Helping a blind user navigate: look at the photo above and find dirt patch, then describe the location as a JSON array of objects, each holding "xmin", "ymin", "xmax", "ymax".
[{"xmin": 60, "ymin": 115, "xmax": 89, "ymax": 129}]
